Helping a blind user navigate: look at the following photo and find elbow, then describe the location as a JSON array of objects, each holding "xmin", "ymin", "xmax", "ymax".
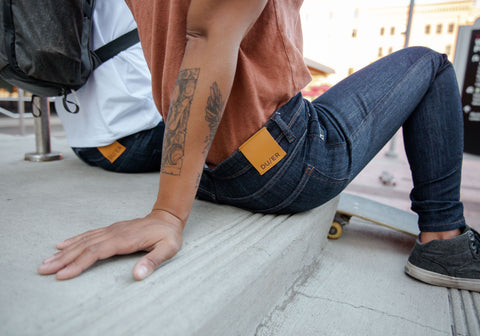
[
  {"xmin": 186, "ymin": 27, "xmax": 208, "ymax": 42},
  {"xmin": 185, "ymin": 30, "xmax": 210, "ymax": 54},
  {"xmin": 185, "ymin": 27, "xmax": 241, "ymax": 52}
]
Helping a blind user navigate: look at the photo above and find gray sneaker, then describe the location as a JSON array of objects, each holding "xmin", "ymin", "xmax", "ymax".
[{"xmin": 405, "ymin": 226, "xmax": 480, "ymax": 292}]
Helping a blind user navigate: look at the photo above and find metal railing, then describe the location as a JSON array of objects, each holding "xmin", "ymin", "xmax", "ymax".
[
  {"xmin": 1, "ymin": 90, "xmax": 63, "ymax": 161},
  {"xmin": 24, "ymin": 96, "xmax": 63, "ymax": 161}
]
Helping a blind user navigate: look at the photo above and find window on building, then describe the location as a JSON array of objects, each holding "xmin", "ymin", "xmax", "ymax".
[
  {"xmin": 352, "ymin": 29, "xmax": 357, "ymax": 38},
  {"xmin": 388, "ymin": 47, "xmax": 394, "ymax": 54},
  {"xmin": 380, "ymin": 27, "xmax": 385, "ymax": 36},
  {"xmin": 448, "ymin": 23, "xmax": 455, "ymax": 33},
  {"xmin": 390, "ymin": 27, "xmax": 395, "ymax": 35},
  {"xmin": 436, "ymin": 24, "xmax": 442, "ymax": 34},
  {"xmin": 425, "ymin": 24, "xmax": 431, "ymax": 34},
  {"xmin": 445, "ymin": 45, "xmax": 452, "ymax": 56},
  {"xmin": 348, "ymin": 68, "xmax": 355, "ymax": 75},
  {"xmin": 378, "ymin": 47, "xmax": 383, "ymax": 57}
]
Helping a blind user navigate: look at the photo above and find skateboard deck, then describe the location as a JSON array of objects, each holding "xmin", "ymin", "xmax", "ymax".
[{"xmin": 329, "ymin": 193, "xmax": 420, "ymax": 239}]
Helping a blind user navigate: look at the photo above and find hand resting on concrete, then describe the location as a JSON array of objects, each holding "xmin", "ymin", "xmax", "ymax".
[{"xmin": 38, "ymin": 209, "xmax": 184, "ymax": 280}]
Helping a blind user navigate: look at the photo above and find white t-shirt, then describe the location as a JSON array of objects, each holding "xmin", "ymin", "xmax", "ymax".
[{"xmin": 55, "ymin": 0, "xmax": 161, "ymax": 148}]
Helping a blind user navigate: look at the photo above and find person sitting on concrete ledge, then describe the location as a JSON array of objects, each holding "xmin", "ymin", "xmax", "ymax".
[
  {"xmin": 39, "ymin": 0, "xmax": 480, "ymax": 293},
  {"xmin": 54, "ymin": 0, "xmax": 165, "ymax": 173}
]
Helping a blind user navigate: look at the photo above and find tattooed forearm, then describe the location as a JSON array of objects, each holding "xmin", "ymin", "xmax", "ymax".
[
  {"xmin": 161, "ymin": 68, "xmax": 200, "ymax": 175},
  {"xmin": 202, "ymin": 82, "xmax": 224, "ymax": 155},
  {"xmin": 194, "ymin": 171, "xmax": 202, "ymax": 190}
]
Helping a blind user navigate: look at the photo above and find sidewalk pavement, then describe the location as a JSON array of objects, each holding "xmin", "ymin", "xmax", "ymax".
[{"xmin": 0, "ymin": 115, "xmax": 479, "ymax": 335}]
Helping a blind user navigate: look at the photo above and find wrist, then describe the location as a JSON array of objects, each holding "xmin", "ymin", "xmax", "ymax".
[{"xmin": 148, "ymin": 208, "xmax": 187, "ymax": 231}]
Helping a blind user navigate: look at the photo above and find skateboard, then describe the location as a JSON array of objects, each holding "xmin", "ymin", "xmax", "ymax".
[{"xmin": 329, "ymin": 193, "xmax": 420, "ymax": 239}]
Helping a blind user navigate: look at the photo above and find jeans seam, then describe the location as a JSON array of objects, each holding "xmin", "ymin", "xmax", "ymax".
[
  {"xmin": 288, "ymin": 100, "xmax": 305, "ymax": 129},
  {"xmin": 260, "ymin": 165, "xmax": 314, "ymax": 213},
  {"xmin": 273, "ymin": 113, "xmax": 295, "ymax": 143},
  {"xmin": 211, "ymin": 100, "xmax": 306, "ymax": 181},
  {"xmin": 310, "ymin": 167, "xmax": 349, "ymax": 184},
  {"xmin": 348, "ymin": 49, "xmax": 439, "ymax": 143},
  {"xmin": 197, "ymin": 186, "xmax": 216, "ymax": 200},
  {"xmin": 412, "ymin": 166, "xmax": 459, "ymax": 187},
  {"xmin": 419, "ymin": 218, "xmax": 465, "ymax": 229},
  {"xmin": 273, "ymin": 100, "xmax": 304, "ymax": 144},
  {"xmin": 207, "ymin": 159, "xmax": 252, "ymax": 180},
  {"xmin": 219, "ymin": 129, "xmax": 307, "ymax": 202}
]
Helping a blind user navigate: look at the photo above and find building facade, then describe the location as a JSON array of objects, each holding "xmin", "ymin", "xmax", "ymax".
[{"xmin": 301, "ymin": 0, "xmax": 480, "ymax": 84}]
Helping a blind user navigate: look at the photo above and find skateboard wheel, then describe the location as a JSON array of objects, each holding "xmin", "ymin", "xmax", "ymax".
[{"xmin": 328, "ymin": 221, "xmax": 343, "ymax": 239}]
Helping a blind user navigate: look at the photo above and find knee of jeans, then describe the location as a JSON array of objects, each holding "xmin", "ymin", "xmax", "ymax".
[
  {"xmin": 406, "ymin": 46, "xmax": 434, "ymax": 55},
  {"xmin": 402, "ymin": 46, "xmax": 453, "ymax": 77},
  {"xmin": 407, "ymin": 46, "xmax": 449, "ymax": 64}
]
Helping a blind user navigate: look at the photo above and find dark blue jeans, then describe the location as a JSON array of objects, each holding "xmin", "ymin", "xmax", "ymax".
[
  {"xmin": 197, "ymin": 47, "xmax": 466, "ymax": 233},
  {"xmin": 72, "ymin": 121, "xmax": 165, "ymax": 173}
]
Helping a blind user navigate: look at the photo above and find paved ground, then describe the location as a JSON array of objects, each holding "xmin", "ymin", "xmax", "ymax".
[{"xmin": 1, "ymin": 114, "xmax": 479, "ymax": 335}]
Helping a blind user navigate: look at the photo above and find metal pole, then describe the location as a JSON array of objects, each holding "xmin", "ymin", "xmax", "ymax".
[
  {"xmin": 18, "ymin": 88, "xmax": 25, "ymax": 135},
  {"xmin": 386, "ymin": 0, "xmax": 415, "ymax": 158},
  {"xmin": 25, "ymin": 96, "xmax": 63, "ymax": 162},
  {"xmin": 404, "ymin": 0, "xmax": 415, "ymax": 48}
]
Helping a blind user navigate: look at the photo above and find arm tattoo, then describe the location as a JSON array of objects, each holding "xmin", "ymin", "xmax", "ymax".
[
  {"xmin": 161, "ymin": 68, "xmax": 200, "ymax": 175},
  {"xmin": 202, "ymin": 81, "xmax": 224, "ymax": 155},
  {"xmin": 194, "ymin": 171, "xmax": 202, "ymax": 190}
]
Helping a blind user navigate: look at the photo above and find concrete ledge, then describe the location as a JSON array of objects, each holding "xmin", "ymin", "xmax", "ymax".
[
  {"xmin": 449, "ymin": 288, "xmax": 480, "ymax": 335},
  {"xmin": 0, "ymin": 134, "xmax": 338, "ymax": 335},
  {"xmin": 256, "ymin": 217, "xmax": 480, "ymax": 336}
]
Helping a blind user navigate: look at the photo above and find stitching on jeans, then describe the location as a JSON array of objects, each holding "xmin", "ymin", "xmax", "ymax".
[
  {"xmin": 220, "ymin": 129, "xmax": 308, "ymax": 202},
  {"xmin": 197, "ymin": 187, "xmax": 216, "ymax": 200},
  {"xmin": 420, "ymin": 218, "xmax": 465, "ymax": 228},
  {"xmin": 273, "ymin": 113, "xmax": 296, "ymax": 143},
  {"xmin": 261, "ymin": 165, "xmax": 314, "ymax": 213},
  {"xmin": 214, "ymin": 98, "xmax": 305, "ymax": 181},
  {"xmin": 274, "ymin": 101, "xmax": 304, "ymax": 144},
  {"xmin": 213, "ymin": 161, "xmax": 253, "ymax": 180},
  {"xmin": 310, "ymin": 167, "xmax": 349, "ymax": 184},
  {"xmin": 349, "ymin": 49, "xmax": 439, "ymax": 143},
  {"xmin": 412, "ymin": 166, "xmax": 459, "ymax": 187},
  {"xmin": 288, "ymin": 100, "xmax": 305, "ymax": 128}
]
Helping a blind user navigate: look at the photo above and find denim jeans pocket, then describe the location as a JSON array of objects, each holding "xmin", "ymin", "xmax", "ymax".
[
  {"xmin": 73, "ymin": 147, "xmax": 107, "ymax": 167},
  {"xmin": 198, "ymin": 126, "xmax": 314, "ymax": 213},
  {"xmin": 196, "ymin": 93, "xmax": 322, "ymax": 213}
]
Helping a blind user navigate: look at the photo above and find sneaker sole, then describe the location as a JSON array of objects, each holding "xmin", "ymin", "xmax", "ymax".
[{"xmin": 405, "ymin": 261, "xmax": 480, "ymax": 292}]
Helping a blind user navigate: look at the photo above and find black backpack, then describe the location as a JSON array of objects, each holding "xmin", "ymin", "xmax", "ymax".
[{"xmin": 0, "ymin": 0, "xmax": 139, "ymax": 112}]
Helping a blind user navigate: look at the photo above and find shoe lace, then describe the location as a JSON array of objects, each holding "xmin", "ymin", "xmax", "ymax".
[{"xmin": 468, "ymin": 228, "xmax": 480, "ymax": 255}]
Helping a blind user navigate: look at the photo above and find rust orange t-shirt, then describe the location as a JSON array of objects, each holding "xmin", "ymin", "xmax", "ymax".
[{"xmin": 125, "ymin": 0, "xmax": 311, "ymax": 166}]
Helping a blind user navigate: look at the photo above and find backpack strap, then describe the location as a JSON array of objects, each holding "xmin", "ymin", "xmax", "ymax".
[
  {"xmin": 62, "ymin": 28, "xmax": 140, "ymax": 113},
  {"xmin": 91, "ymin": 28, "xmax": 140, "ymax": 69}
]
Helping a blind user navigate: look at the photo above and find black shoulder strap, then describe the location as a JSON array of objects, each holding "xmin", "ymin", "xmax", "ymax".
[
  {"xmin": 63, "ymin": 28, "xmax": 140, "ymax": 113},
  {"xmin": 91, "ymin": 28, "xmax": 140, "ymax": 69}
]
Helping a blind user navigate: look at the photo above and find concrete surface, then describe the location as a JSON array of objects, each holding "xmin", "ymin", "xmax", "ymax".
[
  {"xmin": 0, "ymin": 123, "xmax": 338, "ymax": 336},
  {"xmin": 257, "ymin": 219, "xmax": 480, "ymax": 336},
  {"xmin": 1, "ymin": 115, "xmax": 479, "ymax": 335}
]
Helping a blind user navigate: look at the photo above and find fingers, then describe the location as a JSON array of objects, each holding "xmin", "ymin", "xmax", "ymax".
[
  {"xmin": 133, "ymin": 239, "xmax": 181, "ymax": 281},
  {"xmin": 55, "ymin": 228, "xmax": 104, "ymax": 250},
  {"xmin": 55, "ymin": 242, "xmax": 118, "ymax": 280},
  {"xmin": 38, "ymin": 215, "xmax": 184, "ymax": 281},
  {"xmin": 38, "ymin": 234, "xmax": 114, "ymax": 279}
]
